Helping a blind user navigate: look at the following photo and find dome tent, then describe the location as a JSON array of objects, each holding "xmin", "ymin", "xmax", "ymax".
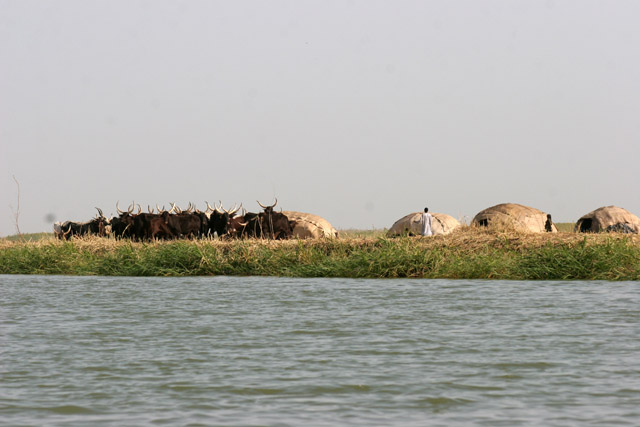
[
  {"xmin": 472, "ymin": 203, "xmax": 557, "ymax": 233},
  {"xmin": 282, "ymin": 211, "xmax": 338, "ymax": 238},
  {"xmin": 575, "ymin": 206, "xmax": 640, "ymax": 234},
  {"xmin": 386, "ymin": 212, "xmax": 460, "ymax": 236}
]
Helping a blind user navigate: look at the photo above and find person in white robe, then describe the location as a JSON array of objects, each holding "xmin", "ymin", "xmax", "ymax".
[{"xmin": 421, "ymin": 207, "xmax": 433, "ymax": 236}]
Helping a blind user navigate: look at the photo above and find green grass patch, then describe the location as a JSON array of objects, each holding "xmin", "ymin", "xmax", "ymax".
[
  {"xmin": 1, "ymin": 230, "xmax": 639, "ymax": 280},
  {"xmin": 555, "ymin": 223, "xmax": 575, "ymax": 233}
]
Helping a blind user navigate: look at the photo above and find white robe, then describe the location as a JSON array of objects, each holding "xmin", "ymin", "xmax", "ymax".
[{"xmin": 421, "ymin": 212, "xmax": 433, "ymax": 236}]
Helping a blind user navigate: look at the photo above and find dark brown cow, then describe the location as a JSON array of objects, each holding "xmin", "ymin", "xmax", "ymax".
[
  {"xmin": 55, "ymin": 208, "xmax": 108, "ymax": 239},
  {"xmin": 235, "ymin": 199, "xmax": 293, "ymax": 239},
  {"xmin": 166, "ymin": 203, "xmax": 204, "ymax": 239},
  {"xmin": 147, "ymin": 211, "xmax": 175, "ymax": 240},
  {"xmin": 206, "ymin": 202, "xmax": 240, "ymax": 238}
]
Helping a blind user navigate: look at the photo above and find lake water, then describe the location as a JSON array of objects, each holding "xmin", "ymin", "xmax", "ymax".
[{"xmin": 1, "ymin": 275, "xmax": 639, "ymax": 426}]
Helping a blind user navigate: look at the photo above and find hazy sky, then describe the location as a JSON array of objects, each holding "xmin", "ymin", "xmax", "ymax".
[{"xmin": 2, "ymin": 0, "xmax": 639, "ymax": 236}]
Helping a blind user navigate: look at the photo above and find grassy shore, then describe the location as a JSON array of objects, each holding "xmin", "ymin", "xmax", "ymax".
[{"xmin": 1, "ymin": 227, "xmax": 639, "ymax": 280}]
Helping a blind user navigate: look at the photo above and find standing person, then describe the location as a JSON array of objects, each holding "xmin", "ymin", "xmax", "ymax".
[
  {"xmin": 421, "ymin": 207, "xmax": 433, "ymax": 236},
  {"xmin": 545, "ymin": 214, "xmax": 553, "ymax": 232}
]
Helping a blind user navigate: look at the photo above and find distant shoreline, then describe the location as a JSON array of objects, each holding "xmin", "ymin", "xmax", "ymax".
[{"xmin": 1, "ymin": 227, "xmax": 638, "ymax": 280}]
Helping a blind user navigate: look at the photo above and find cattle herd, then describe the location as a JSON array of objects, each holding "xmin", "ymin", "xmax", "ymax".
[{"xmin": 53, "ymin": 200, "xmax": 295, "ymax": 241}]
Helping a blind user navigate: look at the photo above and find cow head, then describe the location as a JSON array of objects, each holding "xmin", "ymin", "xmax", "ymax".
[{"xmin": 206, "ymin": 201, "xmax": 241, "ymax": 237}]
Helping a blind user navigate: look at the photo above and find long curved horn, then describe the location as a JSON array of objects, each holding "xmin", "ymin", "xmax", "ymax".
[
  {"xmin": 148, "ymin": 205, "xmax": 155, "ymax": 214},
  {"xmin": 230, "ymin": 203, "xmax": 242, "ymax": 216},
  {"xmin": 169, "ymin": 203, "xmax": 176, "ymax": 214},
  {"xmin": 156, "ymin": 204, "xmax": 165, "ymax": 213},
  {"xmin": 96, "ymin": 207, "xmax": 104, "ymax": 218},
  {"xmin": 257, "ymin": 198, "xmax": 277, "ymax": 209},
  {"xmin": 137, "ymin": 204, "xmax": 142, "ymax": 215},
  {"xmin": 171, "ymin": 202, "xmax": 181, "ymax": 214},
  {"xmin": 215, "ymin": 201, "xmax": 224, "ymax": 214},
  {"xmin": 116, "ymin": 201, "xmax": 124, "ymax": 215},
  {"xmin": 206, "ymin": 201, "xmax": 215, "ymax": 213},
  {"xmin": 128, "ymin": 202, "xmax": 134, "ymax": 214},
  {"xmin": 186, "ymin": 202, "xmax": 194, "ymax": 213},
  {"xmin": 228, "ymin": 203, "xmax": 239, "ymax": 214}
]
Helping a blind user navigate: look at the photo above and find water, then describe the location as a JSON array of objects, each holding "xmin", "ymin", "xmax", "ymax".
[{"xmin": 1, "ymin": 275, "xmax": 639, "ymax": 426}]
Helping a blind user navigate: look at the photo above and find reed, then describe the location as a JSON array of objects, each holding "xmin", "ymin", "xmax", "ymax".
[{"xmin": 1, "ymin": 228, "xmax": 638, "ymax": 280}]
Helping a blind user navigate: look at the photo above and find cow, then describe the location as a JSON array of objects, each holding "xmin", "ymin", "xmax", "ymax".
[
  {"xmin": 112, "ymin": 202, "xmax": 140, "ymax": 239},
  {"xmin": 133, "ymin": 205, "xmax": 183, "ymax": 241},
  {"xmin": 111, "ymin": 202, "xmax": 201, "ymax": 240},
  {"xmin": 53, "ymin": 221, "xmax": 72, "ymax": 239},
  {"xmin": 54, "ymin": 208, "xmax": 108, "ymax": 239},
  {"xmin": 206, "ymin": 201, "xmax": 240, "ymax": 238},
  {"xmin": 147, "ymin": 211, "xmax": 175, "ymax": 240},
  {"xmin": 228, "ymin": 212, "xmax": 251, "ymax": 238},
  {"xmin": 113, "ymin": 202, "xmax": 169, "ymax": 241},
  {"xmin": 234, "ymin": 199, "xmax": 293, "ymax": 239},
  {"xmin": 165, "ymin": 203, "xmax": 204, "ymax": 239},
  {"xmin": 110, "ymin": 213, "xmax": 134, "ymax": 239}
]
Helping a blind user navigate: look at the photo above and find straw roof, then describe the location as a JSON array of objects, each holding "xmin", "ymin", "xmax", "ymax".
[
  {"xmin": 472, "ymin": 203, "xmax": 557, "ymax": 233},
  {"xmin": 575, "ymin": 206, "xmax": 640, "ymax": 233},
  {"xmin": 386, "ymin": 212, "xmax": 461, "ymax": 236},
  {"xmin": 282, "ymin": 211, "xmax": 338, "ymax": 238}
]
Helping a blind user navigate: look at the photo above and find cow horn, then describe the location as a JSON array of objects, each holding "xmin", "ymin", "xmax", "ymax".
[
  {"xmin": 206, "ymin": 201, "xmax": 215, "ymax": 213},
  {"xmin": 148, "ymin": 205, "xmax": 154, "ymax": 214},
  {"xmin": 171, "ymin": 203, "xmax": 182, "ymax": 214},
  {"xmin": 216, "ymin": 201, "xmax": 224, "ymax": 214},
  {"xmin": 186, "ymin": 202, "xmax": 193, "ymax": 213},
  {"xmin": 128, "ymin": 202, "xmax": 134, "ymax": 214},
  {"xmin": 96, "ymin": 207, "xmax": 104, "ymax": 218},
  {"xmin": 156, "ymin": 204, "xmax": 165, "ymax": 213},
  {"xmin": 116, "ymin": 201, "xmax": 124, "ymax": 215},
  {"xmin": 257, "ymin": 198, "xmax": 277, "ymax": 209},
  {"xmin": 137, "ymin": 204, "xmax": 142, "ymax": 215},
  {"xmin": 230, "ymin": 203, "xmax": 242, "ymax": 216}
]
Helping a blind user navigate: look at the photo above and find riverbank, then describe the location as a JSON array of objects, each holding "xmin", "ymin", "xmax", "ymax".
[{"xmin": 1, "ymin": 228, "xmax": 639, "ymax": 280}]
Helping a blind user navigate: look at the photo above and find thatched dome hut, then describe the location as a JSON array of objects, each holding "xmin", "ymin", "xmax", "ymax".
[
  {"xmin": 386, "ymin": 212, "xmax": 460, "ymax": 236},
  {"xmin": 472, "ymin": 203, "xmax": 557, "ymax": 233},
  {"xmin": 575, "ymin": 206, "xmax": 640, "ymax": 233},
  {"xmin": 282, "ymin": 211, "xmax": 338, "ymax": 238}
]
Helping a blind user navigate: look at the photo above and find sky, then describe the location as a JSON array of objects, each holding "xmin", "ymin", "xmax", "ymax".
[{"xmin": 1, "ymin": 0, "xmax": 639, "ymax": 236}]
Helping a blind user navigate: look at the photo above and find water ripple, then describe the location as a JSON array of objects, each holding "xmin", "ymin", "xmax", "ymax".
[{"xmin": 1, "ymin": 275, "xmax": 639, "ymax": 426}]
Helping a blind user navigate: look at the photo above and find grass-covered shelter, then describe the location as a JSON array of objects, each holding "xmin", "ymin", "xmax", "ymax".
[
  {"xmin": 282, "ymin": 211, "xmax": 338, "ymax": 238},
  {"xmin": 472, "ymin": 203, "xmax": 557, "ymax": 233},
  {"xmin": 386, "ymin": 212, "xmax": 460, "ymax": 236},
  {"xmin": 575, "ymin": 206, "xmax": 640, "ymax": 233}
]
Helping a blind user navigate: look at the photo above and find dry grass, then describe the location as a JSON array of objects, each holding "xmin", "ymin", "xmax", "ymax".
[
  {"xmin": 2, "ymin": 226, "xmax": 639, "ymax": 279},
  {"xmin": 1, "ymin": 226, "xmax": 637, "ymax": 252}
]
